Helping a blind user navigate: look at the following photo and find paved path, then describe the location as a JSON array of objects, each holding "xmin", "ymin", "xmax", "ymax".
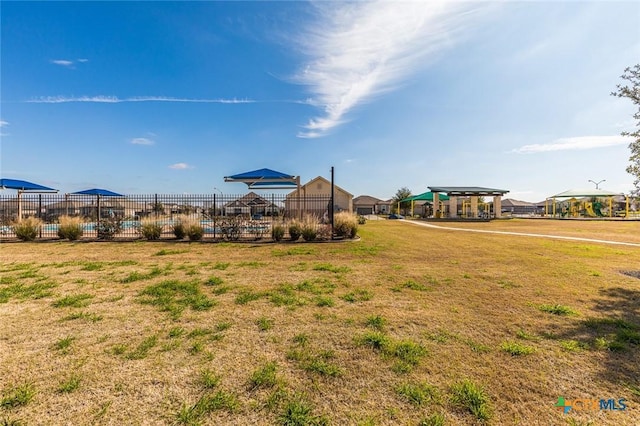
[{"xmin": 401, "ymin": 220, "xmax": 640, "ymax": 248}]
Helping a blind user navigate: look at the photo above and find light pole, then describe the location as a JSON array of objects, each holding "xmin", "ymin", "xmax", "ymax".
[
  {"xmin": 588, "ymin": 179, "xmax": 606, "ymax": 189},
  {"xmin": 213, "ymin": 187, "xmax": 223, "ymax": 216}
]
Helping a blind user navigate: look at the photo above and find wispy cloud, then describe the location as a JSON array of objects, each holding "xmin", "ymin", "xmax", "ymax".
[
  {"xmin": 293, "ymin": 1, "xmax": 479, "ymax": 138},
  {"xmin": 131, "ymin": 137, "xmax": 154, "ymax": 146},
  {"xmin": 168, "ymin": 163, "xmax": 194, "ymax": 170},
  {"xmin": 51, "ymin": 59, "xmax": 74, "ymax": 67},
  {"xmin": 0, "ymin": 120, "xmax": 8, "ymax": 127},
  {"xmin": 513, "ymin": 135, "xmax": 629, "ymax": 154},
  {"xmin": 26, "ymin": 96, "xmax": 255, "ymax": 104}
]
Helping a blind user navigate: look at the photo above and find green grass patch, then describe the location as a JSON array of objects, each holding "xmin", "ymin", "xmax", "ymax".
[
  {"xmin": 204, "ymin": 276, "xmax": 223, "ymax": 286},
  {"xmin": 278, "ymin": 394, "xmax": 329, "ymax": 426},
  {"xmin": 312, "ymin": 263, "xmax": 351, "ymax": 274},
  {"xmin": 52, "ymin": 336, "xmax": 76, "ymax": 353},
  {"xmin": 125, "ymin": 335, "xmax": 158, "ymax": 360},
  {"xmin": 235, "ymin": 289, "xmax": 266, "ymax": 305},
  {"xmin": 154, "ymin": 249, "xmax": 188, "ymax": 256},
  {"xmin": 396, "ymin": 382, "xmax": 440, "ymax": 406},
  {"xmin": 120, "ymin": 267, "xmax": 163, "ymax": 283},
  {"xmin": 500, "ymin": 341, "xmax": 535, "ymax": 356},
  {"xmin": 0, "ymin": 282, "xmax": 57, "ymax": 303},
  {"xmin": 236, "ymin": 261, "xmax": 267, "ymax": 268},
  {"xmin": 314, "ymin": 296, "xmax": 335, "ymax": 307},
  {"xmin": 402, "ymin": 280, "xmax": 430, "ymax": 291},
  {"xmin": 559, "ymin": 340, "xmax": 588, "ymax": 352},
  {"xmin": 52, "ymin": 293, "xmax": 93, "ymax": 308},
  {"xmin": 340, "ymin": 289, "xmax": 373, "ymax": 303},
  {"xmin": 61, "ymin": 311, "xmax": 103, "ymax": 322},
  {"xmin": 175, "ymin": 390, "xmax": 239, "ymax": 424},
  {"xmin": 212, "ymin": 262, "xmax": 230, "ymax": 270},
  {"xmin": 249, "ymin": 362, "xmax": 278, "ymax": 390},
  {"xmin": 199, "ymin": 369, "xmax": 220, "ymax": 389},
  {"xmin": 0, "ymin": 383, "xmax": 36, "ymax": 408},
  {"xmin": 272, "ymin": 247, "xmax": 317, "ymax": 257},
  {"xmin": 537, "ymin": 304, "xmax": 578, "ymax": 316},
  {"xmin": 418, "ymin": 413, "xmax": 446, "ymax": 426},
  {"xmin": 365, "ymin": 315, "xmax": 386, "ymax": 331},
  {"xmin": 138, "ymin": 280, "xmax": 216, "ymax": 318},
  {"xmin": 450, "ymin": 379, "xmax": 492, "ymax": 421},
  {"xmin": 256, "ymin": 317, "xmax": 274, "ymax": 331},
  {"xmin": 296, "ymin": 279, "xmax": 336, "ymax": 295},
  {"xmin": 57, "ymin": 375, "xmax": 81, "ymax": 393}
]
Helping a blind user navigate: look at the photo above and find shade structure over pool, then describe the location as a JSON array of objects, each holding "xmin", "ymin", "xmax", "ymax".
[
  {"xmin": 0, "ymin": 178, "xmax": 57, "ymax": 192},
  {"xmin": 71, "ymin": 188, "xmax": 124, "ymax": 197},
  {"xmin": 0, "ymin": 178, "xmax": 58, "ymax": 220},
  {"xmin": 224, "ymin": 168, "xmax": 300, "ymax": 189},
  {"xmin": 549, "ymin": 188, "xmax": 622, "ymax": 198}
]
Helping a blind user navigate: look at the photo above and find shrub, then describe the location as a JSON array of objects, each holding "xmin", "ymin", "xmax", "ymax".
[
  {"xmin": 301, "ymin": 216, "xmax": 318, "ymax": 242},
  {"xmin": 288, "ymin": 221, "xmax": 302, "ymax": 241},
  {"xmin": 271, "ymin": 224, "xmax": 285, "ymax": 242},
  {"xmin": 97, "ymin": 216, "xmax": 122, "ymax": 240},
  {"xmin": 172, "ymin": 216, "xmax": 187, "ymax": 240},
  {"xmin": 139, "ymin": 219, "xmax": 162, "ymax": 240},
  {"xmin": 334, "ymin": 212, "xmax": 358, "ymax": 238},
  {"xmin": 57, "ymin": 216, "xmax": 84, "ymax": 240},
  {"xmin": 179, "ymin": 216, "xmax": 204, "ymax": 241},
  {"xmin": 12, "ymin": 217, "xmax": 42, "ymax": 241}
]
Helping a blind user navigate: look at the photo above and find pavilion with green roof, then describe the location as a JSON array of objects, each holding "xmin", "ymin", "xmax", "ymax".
[{"xmin": 427, "ymin": 186, "xmax": 510, "ymax": 219}]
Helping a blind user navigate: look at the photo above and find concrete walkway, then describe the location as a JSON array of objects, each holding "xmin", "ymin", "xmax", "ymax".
[{"xmin": 401, "ymin": 220, "xmax": 640, "ymax": 248}]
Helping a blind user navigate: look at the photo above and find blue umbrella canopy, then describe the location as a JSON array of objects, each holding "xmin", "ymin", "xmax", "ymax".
[
  {"xmin": 224, "ymin": 168, "xmax": 299, "ymax": 189},
  {"xmin": 71, "ymin": 188, "xmax": 123, "ymax": 197},
  {"xmin": 0, "ymin": 178, "xmax": 57, "ymax": 192}
]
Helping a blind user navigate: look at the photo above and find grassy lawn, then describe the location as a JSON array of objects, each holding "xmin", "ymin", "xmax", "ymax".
[{"xmin": 1, "ymin": 220, "xmax": 639, "ymax": 425}]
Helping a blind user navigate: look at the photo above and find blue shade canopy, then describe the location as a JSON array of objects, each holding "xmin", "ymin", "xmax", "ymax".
[
  {"xmin": 225, "ymin": 168, "xmax": 295, "ymax": 180},
  {"xmin": 224, "ymin": 168, "xmax": 299, "ymax": 189},
  {"xmin": 71, "ymin": 188, "xmax": 123, "ymax": 197},
  {"xmin": 0, "ymin": 178, "xmax": 58, "ymax": 192}
]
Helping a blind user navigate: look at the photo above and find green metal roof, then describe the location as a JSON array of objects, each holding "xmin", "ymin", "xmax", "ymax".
[
  {"xmin": 427, "ymin": 186, "xmax": 509, "ymax": 196},
  {"xmin": 401, "ymin": 191, "xmax": 449, "ymax": 202}
]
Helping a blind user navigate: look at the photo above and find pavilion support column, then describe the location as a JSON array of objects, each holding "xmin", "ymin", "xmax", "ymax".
[
  {"xmin": 493, "ymin": 196, "xmax": 502, "ymax": 218},
  {"xmin": 471, "ymin": 196, "xmax": 478, "ymax": 218},
  {"xmin": 433, "ymin": 193, "xmax": 439, "ymax": 218},
  {"xmin": 448, "ymin": 196, "xmax": 457, "ymax": 218}
]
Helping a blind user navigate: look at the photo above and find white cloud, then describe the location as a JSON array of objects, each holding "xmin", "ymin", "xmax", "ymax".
[
  {"xmin": 51, "ymin": 59, "xmax": 74, "ymax": 67},
  {"xmin": 77, "ymin": 58, "xmax": 89, "ymax": 63},
  {"xmin": 0, "ymin": 120, "xmax": 8, "ymax": 127},
  {"xmin": 513, "ymin": 135, "xmax": 629, "ymax": 154},
  {"xmin": 294, "ymin": 1, "xmax": 480, "ymax": 138},
  {"xmin": 131, "ymin": 137, "xmax": 154, "ymax": 146},
  {"xmin": 168, "ymin": 163, "xmax": 194, "ymax": 170},
  {"xmin": 26, "ymin": 96, "xmax": 254, "ymax": 104}
]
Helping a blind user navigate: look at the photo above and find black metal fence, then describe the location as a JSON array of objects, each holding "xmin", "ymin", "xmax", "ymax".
[{"xmin": 0, "ymin": 193, "xmax": 334, "ymax": 241}]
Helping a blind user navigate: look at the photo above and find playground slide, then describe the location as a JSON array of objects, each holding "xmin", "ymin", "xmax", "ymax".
[{"xmin": 584, "ymin": 202, "xmax": 604, "ymax": 217}]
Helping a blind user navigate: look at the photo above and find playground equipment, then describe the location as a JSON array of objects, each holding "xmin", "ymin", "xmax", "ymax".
[{"xmin": 584, "ymin": 202, "xmax": 604, "ymax": 217}]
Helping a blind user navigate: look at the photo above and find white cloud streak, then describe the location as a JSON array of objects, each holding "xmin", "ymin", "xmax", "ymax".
[
  {"xmin": 513, "ymin": 135, "xmax": 629, "ymax": 154},
  {"xmin": 26, "ymin": 96, "xmax": 255, "ymax": 104},
  {"xmin": 168, "ymin": 163, "xmax": 194, "ymax": 170},
  {"xmin": 0, "ymin": 120, "xmax": 8, "ymax": 127},
  {"xmin": 131, "ymin": 138, "xmax": 154, "ymax": 146},
  {"xmin": 293, "ymin": 1, "xmax": 479, "ymax": 138},
  {"xmin": 51, "ymin": 59, "xmax": 74, "ymax": 67}
]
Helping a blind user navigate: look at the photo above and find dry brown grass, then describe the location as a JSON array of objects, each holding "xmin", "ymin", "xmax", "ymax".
[{"xmin": 1, "ymin": 219, "xmax": 639, "ymax": 425}]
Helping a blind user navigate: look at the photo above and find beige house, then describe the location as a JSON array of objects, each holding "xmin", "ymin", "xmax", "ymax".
[{"xmin": 285, "ymin": 176, "xmax": 353, "ymax": 218}]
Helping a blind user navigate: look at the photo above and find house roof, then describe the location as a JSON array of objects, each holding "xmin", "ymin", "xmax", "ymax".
[
  {"xmin": 428, "ymin": 186, "xmax": 509, "ymax": 196},
  {"xmin": 501, "ymin": 199, "xmax": 536, "ymax": 207},
  {"xmin": 287, "ymin": 176, "xmax": 353, "ymax": 197},
  {"xmin": 353, "ymin": 195, "xmax": 382, "ymax": 205}
]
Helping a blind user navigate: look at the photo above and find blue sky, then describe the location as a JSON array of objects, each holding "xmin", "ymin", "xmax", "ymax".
[{"xmin": 1, "ymin": 1, "xmax": 638, "ymax": 202}]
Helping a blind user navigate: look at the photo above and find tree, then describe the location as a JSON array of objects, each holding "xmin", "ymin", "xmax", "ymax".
[
  {"xmin": 391, "ymin": 187, "xmax": 412, "ymax": 215},
  {"xmin": 612, "ymin": 64, "xmax": 640, "ymax": 195}
]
